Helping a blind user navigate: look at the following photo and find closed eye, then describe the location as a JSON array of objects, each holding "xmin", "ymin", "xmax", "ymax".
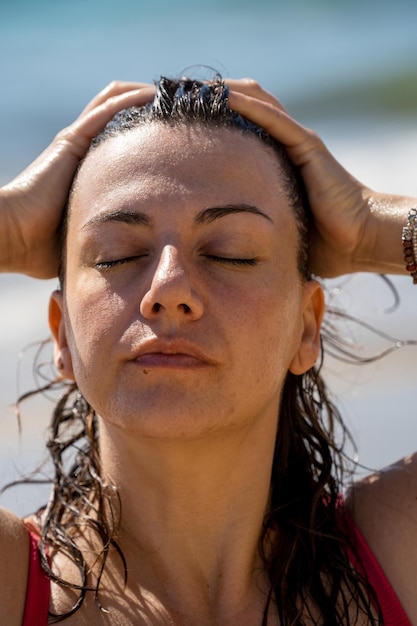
[
  {"xmin": 204, "ymin": 255, "xmax": 258, "ymax": 266},
  {"xmin": 95, "ymin": 255, "xmax": 146, "ymax": 271}
]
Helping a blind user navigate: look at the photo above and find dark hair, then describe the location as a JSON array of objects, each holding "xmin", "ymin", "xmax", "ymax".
[
  {"xmin": 59, "ymin": 76, "xmax": 309, "ymax": 285},
  {"xmin": 37, "ymin": 77, "xmax": 380, "ymax": 624}
]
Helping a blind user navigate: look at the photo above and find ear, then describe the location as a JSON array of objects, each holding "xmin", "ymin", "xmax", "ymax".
[
  {"xmin": 49, "ymin": 290, "xmax": 75, "ymax": 381},
  {"xmin": 289, "ymin": 280, "xmax": 325, "ymax": 376}
]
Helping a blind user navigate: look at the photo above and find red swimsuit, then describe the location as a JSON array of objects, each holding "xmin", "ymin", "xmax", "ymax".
[
  {"xmin": 21, "ymin": 529, "xmax": 50, "ymax": 626},
  {"xmin": 22, "ymin": 519, "xmax": 411, "ymax": 625}
]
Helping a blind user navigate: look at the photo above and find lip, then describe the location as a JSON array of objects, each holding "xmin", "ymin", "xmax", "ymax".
[{"xmin": 130, "ymin": 338, "xmax": 216, "ymax": 369}]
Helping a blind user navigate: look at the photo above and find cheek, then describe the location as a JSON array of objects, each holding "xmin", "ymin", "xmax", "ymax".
[
  {"xmin": 220, "ymin": 284, "xmax": 303, "ymax": 427},
  {"xmin": 232, "ymin": 281, "xmax": 303, "ymax": 376},
  {"xmin": 64, "ymin": 281, "xmax": 128, "ymax": 374}
]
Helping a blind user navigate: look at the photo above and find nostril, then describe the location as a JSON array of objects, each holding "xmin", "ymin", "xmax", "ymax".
[{"xmin": 150, "ymin": 302, "xmax": 191, "ymax": 314}]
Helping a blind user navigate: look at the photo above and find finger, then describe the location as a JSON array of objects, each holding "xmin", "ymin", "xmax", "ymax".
[
  {"xmin": 225, "ymin": 78, "xmax": 287, "ymax": 112},
  {"xmin": 227, "ymin": 90, "xmax": 317, "ymax": 162},
  {"xmin": 58, "ymin": 86, "xmax": 156, "ymax": 159},
  {"xmin": 79, "ymin": 81, "xmax": 155, "ymax": 116}
]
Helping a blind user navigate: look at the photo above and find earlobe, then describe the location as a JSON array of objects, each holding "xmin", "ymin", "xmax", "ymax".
[
  {"xmin": 289, "ymin": 280, "xmax": 325, "ymax": 376},
  {"xmin": 49, "ymin": 290, "xmax": 75, "ymax": 381}
]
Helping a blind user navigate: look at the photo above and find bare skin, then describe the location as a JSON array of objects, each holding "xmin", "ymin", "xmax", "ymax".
[
  {"xmin": 224, "ymin": 81, "xmax": 417, "ymax": 622},
  {"xmin": 227, "ymin": 79, "xmax": 415, "ymax": 277},
  {"xmin": 0, "ymin": 81, "xmax": 155, "ymax": 277},
  {"xmin": 0, "ymin": 78, "xmax": 414, "ymax": 279},
  {"xmin": 45, "ymin": 124, "xmax": 323, "ymax": 624},
  {"xmin": 1, "ymin": 78, "xmax": 417, "ymax": 624}
]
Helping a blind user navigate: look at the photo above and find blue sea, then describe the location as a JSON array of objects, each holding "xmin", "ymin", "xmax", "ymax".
[
  {"xmin": 2, "ymin": 0, "xmax": 417, "ymax": 181},
  {"xmin": 1, "ymin": 0, "xmax": 417, "ymax": 515}
]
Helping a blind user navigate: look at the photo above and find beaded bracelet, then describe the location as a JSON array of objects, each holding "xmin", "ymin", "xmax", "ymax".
[{"xmin": 402, "ymin": 207, "xmax": 417, "ymax": 284}]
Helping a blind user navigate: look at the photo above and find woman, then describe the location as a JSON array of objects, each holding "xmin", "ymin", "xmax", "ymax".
[{"xmin": 0, "ymin": 76, "xmax": 416, "ymax": 625}]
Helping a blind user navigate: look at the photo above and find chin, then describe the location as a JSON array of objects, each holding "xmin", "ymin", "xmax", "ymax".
[{"xmin": 95, "ymin": 389, "xmax": 242, "ymax": 441}]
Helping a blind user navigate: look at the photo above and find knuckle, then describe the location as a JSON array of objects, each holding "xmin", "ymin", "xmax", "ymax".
[
  {"xmin": 108, "ymin": 79, "xmax": 123, "ymax": 89},
  {"xmin": 301, "ymin": 128, "xmax": 322, "ymax": 148},
  {"xmin": 311, "ymin": 131, "xmax": 326, "ymax": 151},
  {"xmin": 102, "ymin": 80, "xmax": 125, "ymax": 95},
  {"xmin": 54, "ymin": 125, "xmax": 89, "ymax": 155},
  {"xmin": 54, "ymin": 126, "xmax": 72, "ymax": 142},
  {"xmin": 241, "ymin": 78, "xmax": 261, "ymax": 90}
]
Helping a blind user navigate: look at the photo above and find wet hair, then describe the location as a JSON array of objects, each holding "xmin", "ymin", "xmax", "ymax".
[
  {"xmin": 59, "ymin": 76, "xmax": 310, "ymax": 285},
  {"xmin": 36, "ymin": 77, "xmax": 380, "ymax": 624}
]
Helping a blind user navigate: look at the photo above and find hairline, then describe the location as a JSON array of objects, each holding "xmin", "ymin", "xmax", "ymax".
[{"xmin": 60, "ymin": 114, "xmax": 310, "ymax": 285}]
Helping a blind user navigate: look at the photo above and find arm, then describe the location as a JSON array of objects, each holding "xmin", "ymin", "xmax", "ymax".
[
  {"xmin": 0, "ymin": 507, "xmax": 29, "ymax": 626},
  {"xmin": 227, "ymin": 79, "xmax": 417, "ymax": 278},
  {"xmin": 0, "ymin": 81, "xmax": 155, "ymax": 278},
  {"xmin": 346, "ymin": 456, "xmax": 417, "ymax": 622},
  {"xmin": 228, "ymin": 80, "xmax": 417, "ymax": 620}
]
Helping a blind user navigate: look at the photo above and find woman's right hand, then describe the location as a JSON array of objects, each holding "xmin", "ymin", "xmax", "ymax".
[
  {"xmin": 227, "ymin": 79, "xmax": 414, "ymax": 278},
  {"xmin": 0, "ymin": 81, "xmax": 155, "ymax": 278}
]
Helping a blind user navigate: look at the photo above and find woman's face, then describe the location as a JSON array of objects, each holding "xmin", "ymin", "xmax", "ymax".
[{"xmin": 50, "ymin": 124, "xmax": 323, "ymax": 439}]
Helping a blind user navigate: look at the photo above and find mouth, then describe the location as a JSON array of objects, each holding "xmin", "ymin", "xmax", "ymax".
[{"xmin": 131, "ymin": 338, "xmax": 216, "ymax": 370}]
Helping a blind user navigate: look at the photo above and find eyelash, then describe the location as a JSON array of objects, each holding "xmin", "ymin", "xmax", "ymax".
[
  {"xmin": 95, "ymin": 254, "xmax": 257, "ymax": 271},
  {"xmin": 95, "ymin": 256, "xmax": 144, "ymax": 270},
  {"xmin": 204, "ymin": 255, "xmax": 257, "ymax": 266}
]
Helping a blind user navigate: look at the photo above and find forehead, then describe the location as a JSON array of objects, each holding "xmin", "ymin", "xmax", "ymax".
[{"xmin": 70, "ymin": 124, "xmax": 294, "ymax": 228}]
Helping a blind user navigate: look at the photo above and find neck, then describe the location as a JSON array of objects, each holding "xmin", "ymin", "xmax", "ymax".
[{"xmin": 98, "ymin": 416, "xmax": 277, "ymax": 617}]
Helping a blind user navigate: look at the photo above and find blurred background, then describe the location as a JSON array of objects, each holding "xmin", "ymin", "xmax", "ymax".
[{"xmin": 1, "ymin": 0, "xmax": 417, "ymax": 516}]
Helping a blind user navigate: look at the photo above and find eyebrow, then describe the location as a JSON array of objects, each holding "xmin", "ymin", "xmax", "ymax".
[
  {"xmin": 82, "ymin": 209, "xmax": 150, "ymax": 230},
  {"xmin": 81, "ymin": 203, "xmax": 273, "ymax": 230},
  {"xmin": 195, "ymin": 204, "xmax": 273, "ymax": 224}
]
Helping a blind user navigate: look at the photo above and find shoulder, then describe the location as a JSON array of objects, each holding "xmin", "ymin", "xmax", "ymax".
[
  {"xmin": 0, "ymin": 506, "xmax": 30, "ymax": 626},
  {"xmin": 346, "ymin": 453, "xmax": 417, "ymax": 621}
]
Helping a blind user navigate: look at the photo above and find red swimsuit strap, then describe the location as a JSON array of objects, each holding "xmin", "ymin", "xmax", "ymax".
[
  {"xmin": 21, "ymin": 509, "xmax": 411, "ymax": 625},
  {"xmin": 22, "ymin": 527, "xmax": 50, "ymax": 626},
  {"xmin": 343, "ymin": 509, "xmax": 411, "ymax": 626}
]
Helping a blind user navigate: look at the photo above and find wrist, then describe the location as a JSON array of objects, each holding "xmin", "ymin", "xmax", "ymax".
[
  {"xmin": 0, "ymin": 187, "xmax": 27, "ymax": 274},
  {"xmin": 402, "ymin": 208, "xmax": 417, "ymax": 284},
  {"xmin": 352, "ymin": 191, "xmax": 416, "ymax": 275},
  {"xmin": 0, "ymin": 189, "xmax": 15, "ymax": 272}
]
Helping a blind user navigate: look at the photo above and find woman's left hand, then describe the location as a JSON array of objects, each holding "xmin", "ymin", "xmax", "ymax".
[{"xmin": 227, "ymin": 79, "xmax": 411, "ymax": 277}]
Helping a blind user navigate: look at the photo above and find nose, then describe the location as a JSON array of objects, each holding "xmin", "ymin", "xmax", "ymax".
[{"xmin": 140, "ymin": 245, "xmax": 204, "ymax": 322}]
